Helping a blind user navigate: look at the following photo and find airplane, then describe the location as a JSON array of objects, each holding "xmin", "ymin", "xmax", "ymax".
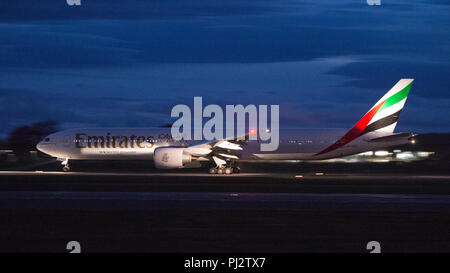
[{"xmin": 37, "ymin": 79, "xmax": 416, "ymax": 174}]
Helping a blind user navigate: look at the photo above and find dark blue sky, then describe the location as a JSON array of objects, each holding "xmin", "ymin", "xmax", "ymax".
[{"xmin": 1, "ymin": 0, "xmax": 449, "ymax": 138}]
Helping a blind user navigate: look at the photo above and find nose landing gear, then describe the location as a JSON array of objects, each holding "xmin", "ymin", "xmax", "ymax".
[{"xmin": 59, "ymin": 158, "xmax": 70, "ymax": 172}]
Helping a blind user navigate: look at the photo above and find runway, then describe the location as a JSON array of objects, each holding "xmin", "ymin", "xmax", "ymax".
[
  {"xmin": 0, "ymin": 170, "xmax": 277, "ymax": 177},
  {"xmin": 0, "ymin": 170, "xmax": 449, "ymax": 252},
  {"xmin": 2, "ymin": 170, "xmax": 450, "ymax": 180},
  {"xmin": 1, "ymin": 191, "xmax": 449, "ymax": 212},
  {"xmin": 0, "ymin": 170, "xmax": 449, "ymax": 194}
]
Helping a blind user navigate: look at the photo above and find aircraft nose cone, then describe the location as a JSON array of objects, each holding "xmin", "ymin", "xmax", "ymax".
[{"xmin": 36, "ymin": 141, "xmax": 47, "ymax": 154}]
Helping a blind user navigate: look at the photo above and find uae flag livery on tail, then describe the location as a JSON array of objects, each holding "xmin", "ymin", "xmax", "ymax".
[{"xmin": 315, "ymin": 79, "xmax": 414, "ymax": 156}]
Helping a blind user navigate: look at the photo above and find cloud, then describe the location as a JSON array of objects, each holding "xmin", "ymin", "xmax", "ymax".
[
  {"xmin": 0, "ymin": 88, "xmax": 178, "ymax": 138},
  {"xmin": 0, "ymin": 58, "xmax": 360, "ymax": 136},
  {"xmin": 0, "ymin": 0, "xmax": 449, "ymax": 134},
  {"xmin": 0, "ymin": 23, "xmax": 138, "ymax": 68},
  {"xmin": 0, "ymin": 0, "xmax": 448, "ymax": 68},
  {"xmin": 327, "ymin": 59, "xmax": 450, "ymax": 99},
  {"xmin": 0, "ymin": 0, "xmax": 295, "ymax": 22}
]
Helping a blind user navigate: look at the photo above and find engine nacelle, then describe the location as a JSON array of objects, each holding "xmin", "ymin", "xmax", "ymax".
[{"xmin": 153, "ymin": 147, "xmax": 192, "ymax": 169}]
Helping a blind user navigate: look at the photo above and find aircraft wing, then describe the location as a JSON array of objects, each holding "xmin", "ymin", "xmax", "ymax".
[{"xmin": 183, "ymin": 132, "xmax": 252, "ymax": 167}]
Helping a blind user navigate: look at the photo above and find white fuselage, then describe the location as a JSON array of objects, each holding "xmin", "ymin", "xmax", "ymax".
[{"xmin": 36, "ymin": 128, "xmax": 411, "ymax": 163}]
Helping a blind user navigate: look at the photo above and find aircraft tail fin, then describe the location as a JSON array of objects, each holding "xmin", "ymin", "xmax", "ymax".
[
  {"xmin": 361, "ymin": 78, "xmax": 414, "ymax": 135},
  {"xmin": 315, "ymin": 79, "xmax": 413, "ymax": 156}
]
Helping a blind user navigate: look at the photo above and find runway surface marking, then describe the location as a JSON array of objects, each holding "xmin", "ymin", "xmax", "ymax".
[{"xmin": 2, "ymin": 191, "xmax": 450, "ymax": 200}]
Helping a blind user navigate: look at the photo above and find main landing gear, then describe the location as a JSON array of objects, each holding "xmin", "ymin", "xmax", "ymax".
[
  {"xmin": 209, "ymin": 165, "xmax": 240, "ymax": 175},
  {"xmin": 209, "ymin": 156, "xmax": 241, "ymax": 175}
]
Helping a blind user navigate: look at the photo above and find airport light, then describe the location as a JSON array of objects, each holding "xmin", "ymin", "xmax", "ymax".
[
  {"xmin": 374, "ymin": 151, "xmax": 390, "ymax": 157},
  {"xmin": 373, "ymin": 159, "xmax": 390, "ymax": 162},
  {"xmin": 417, "ymin": 151, "xmax": 434, "ymax": 157},
  {"xmin": 396, "ymin": 152, "xmax": 414, "ymax": 160},
  {"xmin": 359, "ymin": 151, "xmax": 373, "ymax": 156}
]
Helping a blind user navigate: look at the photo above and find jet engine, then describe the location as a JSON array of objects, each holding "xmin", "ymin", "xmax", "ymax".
[{"xmin": 153, "ymin": 147, "xmax": 192, "ymax": 169}]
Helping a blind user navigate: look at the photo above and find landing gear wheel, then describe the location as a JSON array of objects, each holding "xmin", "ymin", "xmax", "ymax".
[
  {"xmin": 209, "ymin": 167, "xmax": 217, "ymax": 174},
  {"xmin": 225, "ymin": 167, "xmax": 233, "ymax": 175},
  {"xmin": 233, "ymin": 166, "xmax": 240, "ymax": 173},
  {"xmin": 62, "ymin": 166, "xmax": 70, "ymax": 172},
  {"xmin": 217, "ymin": 168, "xmax": 224, "ymax": 175}
]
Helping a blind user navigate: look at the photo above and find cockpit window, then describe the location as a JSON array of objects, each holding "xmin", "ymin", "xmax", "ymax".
[{"xmin": 44, "ymin": 138, "xmax": 50, "ymax": 142}]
